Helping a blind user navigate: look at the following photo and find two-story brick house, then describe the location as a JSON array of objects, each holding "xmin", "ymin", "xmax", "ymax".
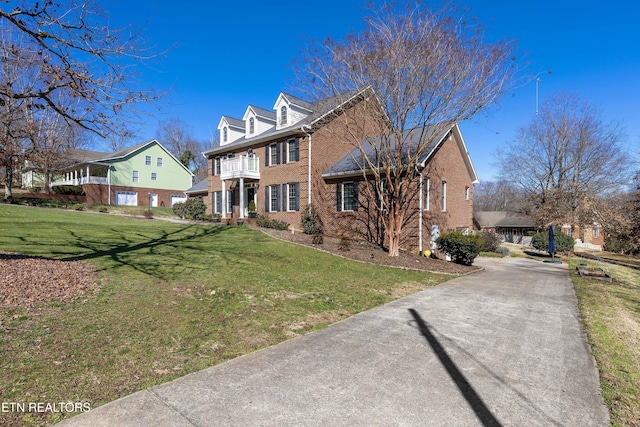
[{"xmin": 203, "ymin": 88, "xmax": 478, "ymax": 254}]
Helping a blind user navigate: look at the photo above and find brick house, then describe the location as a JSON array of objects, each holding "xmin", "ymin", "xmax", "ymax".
[{"xmin": 202, "ymin": 88, "xmax": 478, "ymax": 254}]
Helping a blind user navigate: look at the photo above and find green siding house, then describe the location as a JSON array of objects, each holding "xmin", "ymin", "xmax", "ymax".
[{"xmin": 50, "ymin": 140, "xmax": 193, "ymax": 207}]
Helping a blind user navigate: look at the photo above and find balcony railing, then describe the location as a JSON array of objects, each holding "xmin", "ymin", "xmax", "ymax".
[
  {"xmin": 220, "ymin": 155, "xmax": 260, "ymax": 180},
  {"xmin": 51, "ymin": 176, "xmax": 109, "ymax": 186}
]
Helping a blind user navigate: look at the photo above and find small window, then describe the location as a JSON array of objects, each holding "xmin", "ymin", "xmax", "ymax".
[
  {"xmin": 249, "ymin": 117, "xmax": 255, "ymax": 134},
  {"xmin": 465, "ymin": 186, "xmax": 470, "ymax": 201},
  {"xmin": 151, "ymin": 172, "xmax": 157, "ymax": 181},
  {"xmin": 270, "ymin": 143, "xmax": 278, "ymax": 166},
  {"xmin": 337, "ymin": 182, "xmax": 358, "ymax": 212},
  {"xmin": 214, "ymin": 157, "xmax": 221, "ymax": 175},
  {"xmin": 593, "ymin": 228, "xmax": 600, "ymax": 239},
  {"xmin": 132, "ymin": 170, "xmax": 139, "ymax": 183},
  {"xmin": 145, "ymin": 155, "xmax": 151, "ymax": 166},
  {"xmin": 223, "ymin": 127, "xmax": 228, "ymax": 142},
  {"xmin": 280, "ymin": 106, "xmax": 287, "ymax": 125},
  {"xmin": 441, "ymin": 181, "xmax": 447, "ymax": 211},
  {"xmin": 157, "ymin": 157, "xmax": 163, "ymax": 167}
]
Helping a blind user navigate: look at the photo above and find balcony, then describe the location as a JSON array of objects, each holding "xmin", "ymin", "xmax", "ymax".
[{"xmin": 220, "ymin": 155, "xmax": 260, "ymax": 180}]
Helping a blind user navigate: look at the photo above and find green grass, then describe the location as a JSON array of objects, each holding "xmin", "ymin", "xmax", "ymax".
[
  {"xmin": 570, "ymin": 257, "xmax": 640, "ymax": 426},
  {"xmin": 0, "ymin": 204, "xmax": 450, "ymax": 426}
]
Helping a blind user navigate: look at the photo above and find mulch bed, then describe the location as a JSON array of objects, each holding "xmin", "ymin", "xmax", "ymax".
[
  {"xmin": 253, "ymin": 226, "xmax": 481, "ymax": 275},
  {"xmin": 0, "ymin": 252, "xmax": 98, "ymax": 308}
]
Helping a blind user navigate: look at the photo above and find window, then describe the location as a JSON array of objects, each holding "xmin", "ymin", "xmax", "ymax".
[
  {"xmin": 151, "ymin": 172, "xmax": 157, "ymax": 181},
  {"xmin": 223, "ymin": 127, "xmax": 228, "ymax": 142},
  {"xmin": 265, "ymin": 185, "xmax": 280, "ymax": 212},
  {"xmin": 465, "ymin": 186, "xmax": 470, "ymax": 200},
  {"xmin": 336, "ymin": 182, "xmax": 358, "ymax": 211},
  {"xmin": 423, "ymin": 177, "xmax": 430, "ymax": 210},
  {"xmin": 249, "ymin": 117, "xmax": 255, "ymax": 134},
  {"xmin": 214, "ymin": 157, "xmax": 221, "ymax": 175},
  {"xmin": 286, "ymin": 183, "xmax": 300, "ymax": 211},
  {"xmin": 287, "ymin": 138, "xmax": 300, "ymax": 162},
  {"xmin": 441, "ymin": 181, "xmax": 447, "ymax": 211},
  {"xmin": 213, "ymin": 191, "xmax": 222, "ymax": 214},
  {"xmin": 145, "ymin": 155, "xmax": 151, "ymax": 166},
  {"xmin": 270, "ymin": 143, "xmax": 279, "ymax": 166},
  {"xmin": 593, "ymin": 228, "xmax": 600, "ymax": 239},
  {"xmin": 132, "ymin": 170, "xmax": 139, "ymax": 183},
  {"xmin": 280, "ymin": 106, "xmax": 287, "ymax": 125},
  {"xmin": 227, "ymin": 189, "xmax": 235, "ymax": 213},
  {"xmin": 157, "ymin": 157, "xmax": 163, "ymax": 167}
]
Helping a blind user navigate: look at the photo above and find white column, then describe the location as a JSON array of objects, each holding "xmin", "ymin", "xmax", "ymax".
[
  {"xmin": 86, "ymin": 165, "xmax": 90, "ymax": 184},
  {"xmin": 221, "ymin": 180, "xmax": 226, "ymax": 219},
  {"xmin": 239, "ymin": 177, "xmax": 245, "ymax": 219}
]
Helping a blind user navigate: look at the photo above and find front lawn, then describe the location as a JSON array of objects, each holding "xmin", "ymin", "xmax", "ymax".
[{"xmin": 0, "ymin": 204, "xmax": 449, "ymax": 426}]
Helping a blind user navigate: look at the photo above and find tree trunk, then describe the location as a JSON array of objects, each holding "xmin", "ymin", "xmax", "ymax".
[
  {"xmin": 4, "ymin": 168, "xmax": 13, "ymax": 200},
  {"xmin": 386, "ymin": 205, "xmax": 405, "ymax": 257}
]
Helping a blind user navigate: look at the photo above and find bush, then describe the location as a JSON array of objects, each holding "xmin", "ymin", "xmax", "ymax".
[
  {"xmin": 495, "ymin": 246, "xmax": 510, "ymax": 256},
  {"xmin": 28, "ymin": 186, "xmax": 41, "ymax": 193},
  {"xmin": 301, "ymin": 204, "xmax": 324, "ymax": 235},
  {"xmin": 143, "ymin": 209, "xmax": 153, "ymax": 219},
  {"xmin": 52, "ymin": 185, "xmax": 84, "ymax": 195},
  {"xmin": 312, "ymin": 233, "xmax": 324, "ymax": 244},
  {"xmin": 173, "ymin": 198, "xmax": 207, "ymax": 220},
  {"xmin": 255, "ymin": 214, "xmax": 289, "ymax": 230},
  {"xmin": 338, "ymin": 236, "xmax": 351, "ymax": 251},
  {"xmin": 436, "ymin": 231, "xmax": 483, "ymax": 266},
  {"xmin": 73, "ymin": 204, "xmax": 84, "ymax": 211},
  {"xmin": 531, "ymin": 230, "xmax": 574, "ymax": 254},
  {"xmin": 481, "ymin": 231, "xmax": 502, "ymax": 252},
  {"xmin": 98, "ymin": 206, "xmax": 108, "ymax": 213}
]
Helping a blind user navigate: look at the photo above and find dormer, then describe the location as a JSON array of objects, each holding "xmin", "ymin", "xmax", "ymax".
[
  {"xmin": 273, "ymin": 92, "xmax": 314, "ymax": 130},
  {"xmin": 217, "ymin": 116, "xmax": 245, "ymax": 146},
  {"xmin": 242, "ymin": 105, "xmax": 276, "ymax": 138}
]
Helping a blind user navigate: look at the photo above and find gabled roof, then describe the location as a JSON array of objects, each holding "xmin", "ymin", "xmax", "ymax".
[
  {"xmin": 474, "ymin": 211, "xmax": 536, "ymax": 229},
  {"xmin": 218, "ymin": 116, "xmax": 245, "ymax": 130},
  {"xmin": 204, "ymin": 87, "xmax": 373, "ymax": 157},
  {"xmin": 64, "ymin": 148, "xmax": 110, "ymax": 163},
  {"xmin": 322, "ymin": 123, "xmax": 477, "ymax": 182},
  {"xmin": 243, "ymin": 105, "xmax": 276, "ymax": 122},
  {"xmin": 273, "ymin": 92, "xmax": 314, "ymax": 112}
]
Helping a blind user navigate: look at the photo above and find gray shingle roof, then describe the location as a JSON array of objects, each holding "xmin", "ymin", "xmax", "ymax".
[
  {"xmin": 474, "ymin": 211, "xmax": 535, "ymax": 229},
  {"xmin": 323, "ymin": 126, "xmax": 451, "ymax": 177},
  {"xmin": 248, "ymin": 105, "xmax": 276, "ymax": 121},
  {"xmin": 185, "ymin": 179, "xmax": 208, "ymax": 194},
  {"xmin": 222, "ymin": 116, "xmax": 245, "ymax": 130}
]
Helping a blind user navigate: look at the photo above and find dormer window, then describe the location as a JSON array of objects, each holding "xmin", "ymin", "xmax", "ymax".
[
  {"xmin": 280, "ymin": 106, "xmax": 287, "ymax": 125},
  {"xmin": 249, "ymin": 117, "xmax": 255, "ymax": 134},
  {"xmin": 223, "ymin": 127, "xmax": 228, "ymax": 143}
]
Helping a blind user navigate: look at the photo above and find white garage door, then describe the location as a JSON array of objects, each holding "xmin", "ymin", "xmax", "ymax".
[
  {"xmin": 170, "ymin": 195, "xmax": 187, "ymax": 207},
  {"xmin": 116, "ymin": 191, "xmax": 138, "ymax": 206}
]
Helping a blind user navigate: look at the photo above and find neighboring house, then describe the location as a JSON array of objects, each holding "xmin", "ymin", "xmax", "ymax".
[
  {"xmin": 203, "ymin": 88, "xmax": 477, "ymax": 254},
  {"xmin": 561, "ymin": 224, "xmax": 605, "ymax": 251},
  {"xmin": 184, "ymin": 179, "xmax": 209, "ymax": 205},
  {"xmin": 473, "ymin": 211, "xmax": 537, "ymax": 244},
  {"xmin": 47, "ymin": 140, "xmax": 193, "ymax": 207}
]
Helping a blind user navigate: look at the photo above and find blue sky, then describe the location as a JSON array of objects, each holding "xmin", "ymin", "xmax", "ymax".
[{"xmin": 105, "ymin": 0, "xmax": 640, "ymax": 182}]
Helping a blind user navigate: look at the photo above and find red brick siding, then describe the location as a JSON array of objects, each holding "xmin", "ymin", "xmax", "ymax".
[{"xmin": 83, "ymin": 184, "xmax": 187, "ymax": 207}]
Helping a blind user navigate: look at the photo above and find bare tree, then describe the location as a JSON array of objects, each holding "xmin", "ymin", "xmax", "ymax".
[
  {"xmin": 496, "ymin": 91, "xmax": 631, "ymax": 230},
  {"xmin": 156, "ymin": 117, "xmax": 208, "ymax": 181},
  {"xmin": 0, "ymin": 0, "xmax": 163, "ymax": 137},
  {"xmin": 473, "ymin": 180, "xmax": 531, "ymax": 213},
  {"xmin": 295, "ymin": 1, "xmax": 519, "ymax": 256}
]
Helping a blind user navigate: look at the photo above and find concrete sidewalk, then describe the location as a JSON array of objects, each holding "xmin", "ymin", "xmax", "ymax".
[{"xmin": 57, "ymin": 257, "xmax": 609, "ymax": 426}]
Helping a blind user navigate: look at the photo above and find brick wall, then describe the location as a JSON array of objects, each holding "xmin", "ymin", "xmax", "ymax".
[{"xmin": 83, "ymin": 184, "xmax": 187, "ymax": 208}]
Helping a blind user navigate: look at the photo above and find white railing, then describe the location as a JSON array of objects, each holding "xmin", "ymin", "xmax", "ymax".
[
  {"xmin": 220, "ymin": 155, "xmax": 260, "ymax": 180},
  {"xmin": 51, "ymin": 176, "xmax": 109, "ymax": 186}
]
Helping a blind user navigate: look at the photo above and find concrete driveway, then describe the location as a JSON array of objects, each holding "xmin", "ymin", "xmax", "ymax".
[{"xmin": 57, "ymin": 257, "xmax": 609, "ymax": 426}]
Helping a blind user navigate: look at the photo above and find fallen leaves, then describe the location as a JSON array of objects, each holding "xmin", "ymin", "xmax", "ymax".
[{"xmin": 0, "ymin": 252, "xmax": 98, "ymax": 307}]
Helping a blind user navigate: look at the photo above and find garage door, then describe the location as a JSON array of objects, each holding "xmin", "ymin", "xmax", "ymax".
[
  {"xmin": 170, "ymin": 195, "xmax": 187, "ymax": 207},
  {"xmin": 116, "ymin": 191, "xmax": 138, "ymax": 206}
]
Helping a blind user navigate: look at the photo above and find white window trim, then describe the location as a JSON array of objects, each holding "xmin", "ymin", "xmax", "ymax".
[
  {"xmin": 423, "ymin": 177, "xmax": 430, "ymax": 211},
  {"xmin": 441, "ymin": 180, "xmax": 447, "ymax": 212},
  {"xmin": 132, "ymin": 170, "xmax": 139, "ymax": 183},
  {"xmin": 341, "ymin": 182, "xmax": 356, "ymax": 212}
]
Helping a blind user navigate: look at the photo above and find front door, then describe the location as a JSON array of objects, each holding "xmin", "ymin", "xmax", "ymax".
[
  {"xmin": 149, "ymin": 193, "xmax": 158, "ymax": 207},
  {"xmin": 246, "ymin": 187, "xmax": 255, "ymax": 215}
]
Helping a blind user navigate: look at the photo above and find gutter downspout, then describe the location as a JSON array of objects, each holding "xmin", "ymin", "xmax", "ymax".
[
  {"xmin": 418, "ymin": 171, "xmax": 423, "ymax": 255},
  {"xmin": 301, "ymin": 125, "xmax": 312, "ymax": 206}
]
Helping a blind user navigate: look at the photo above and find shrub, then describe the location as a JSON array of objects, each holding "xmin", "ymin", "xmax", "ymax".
[
  {"xmin": 52, "ymin": 185, "xmax": 84, "ymax": 195},
  {"xmin": 172, "ymin": 202, "xmax": 186, "ymax": 219},
  {"xmin": 301, "ymin": 204, "xmax": 324, "ymax": 235},
  {"xmin": 531, "ymin": 230, "xmax": 574, "ymax": 254},
  {"xmin": 312, "ymin": 233, "xmax": 324, "ymax": 244},
  {"xmin": 248, "ymin": 199, "xmax": 256, "ymax": 213},
  {"xmin": 73, "ymin": 204, "xmax": 85, "ymax": 211},
  {"xmin": 481, "ymin": 231, "xmax": 502, "ymax": 252},
  {"xmin": 495, "ymin": 246, "xmax": 510, "ymax": 256},
  {"xmin": 184, "ymin": 198, "xmax": 206, "ymax": 220},
  {"xmin": 338, "ymin": 236, "xmax": 351, "ymax": 251},
  {"xmin": 271, "ymin": 219, "xmax": 290, "ymax": 230},
  {"xmin": 255, "ymin": 214, "xmax": 289, "ymax": 230},
  {"xmin": 98, "ymin": 206, "xmax": 108, "ymax": 213},
  {"xmin": 143, "ymin": 209, "xmax": 153, "ymax": 219},
  {"xmin": 436, "ymin": 231, "xmax": 483, "ymax": 266},
  {"xmin": 28, "ymin": 186, "xmax": 41, "ymax": 193}
]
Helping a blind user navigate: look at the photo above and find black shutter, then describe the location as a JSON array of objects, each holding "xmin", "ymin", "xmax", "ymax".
[
  {"xmin": 353, "ymin": 182, "xmax": 359, "ymax": 211},
  {"xmin": 275, "ymin": 185, "xmax": 280, "ymax": 211},
  {"xmin": 336, "ymin": 183, "xmax": 342, "ymax": 212},
  {"xmin": 282, "ymin": 141, "xmax": 287, "ymax": 164},
  {"xmin": 265, "ymin": 186, "xmax": 269, "ymax": 212},
  {"xmin": 294, "ymin": 182, "xmax": 300, "ymax": 211},
  {"xmin": 276, "ymin": 142, "xmax": 281, "ymax": 165},
  {"xmin": 281, "ymin": 184, "xmax": 287, "ymax": 211},
  {"xmin": 265, "ymin": 146, "xmax": 269, "ymax": 167}
]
